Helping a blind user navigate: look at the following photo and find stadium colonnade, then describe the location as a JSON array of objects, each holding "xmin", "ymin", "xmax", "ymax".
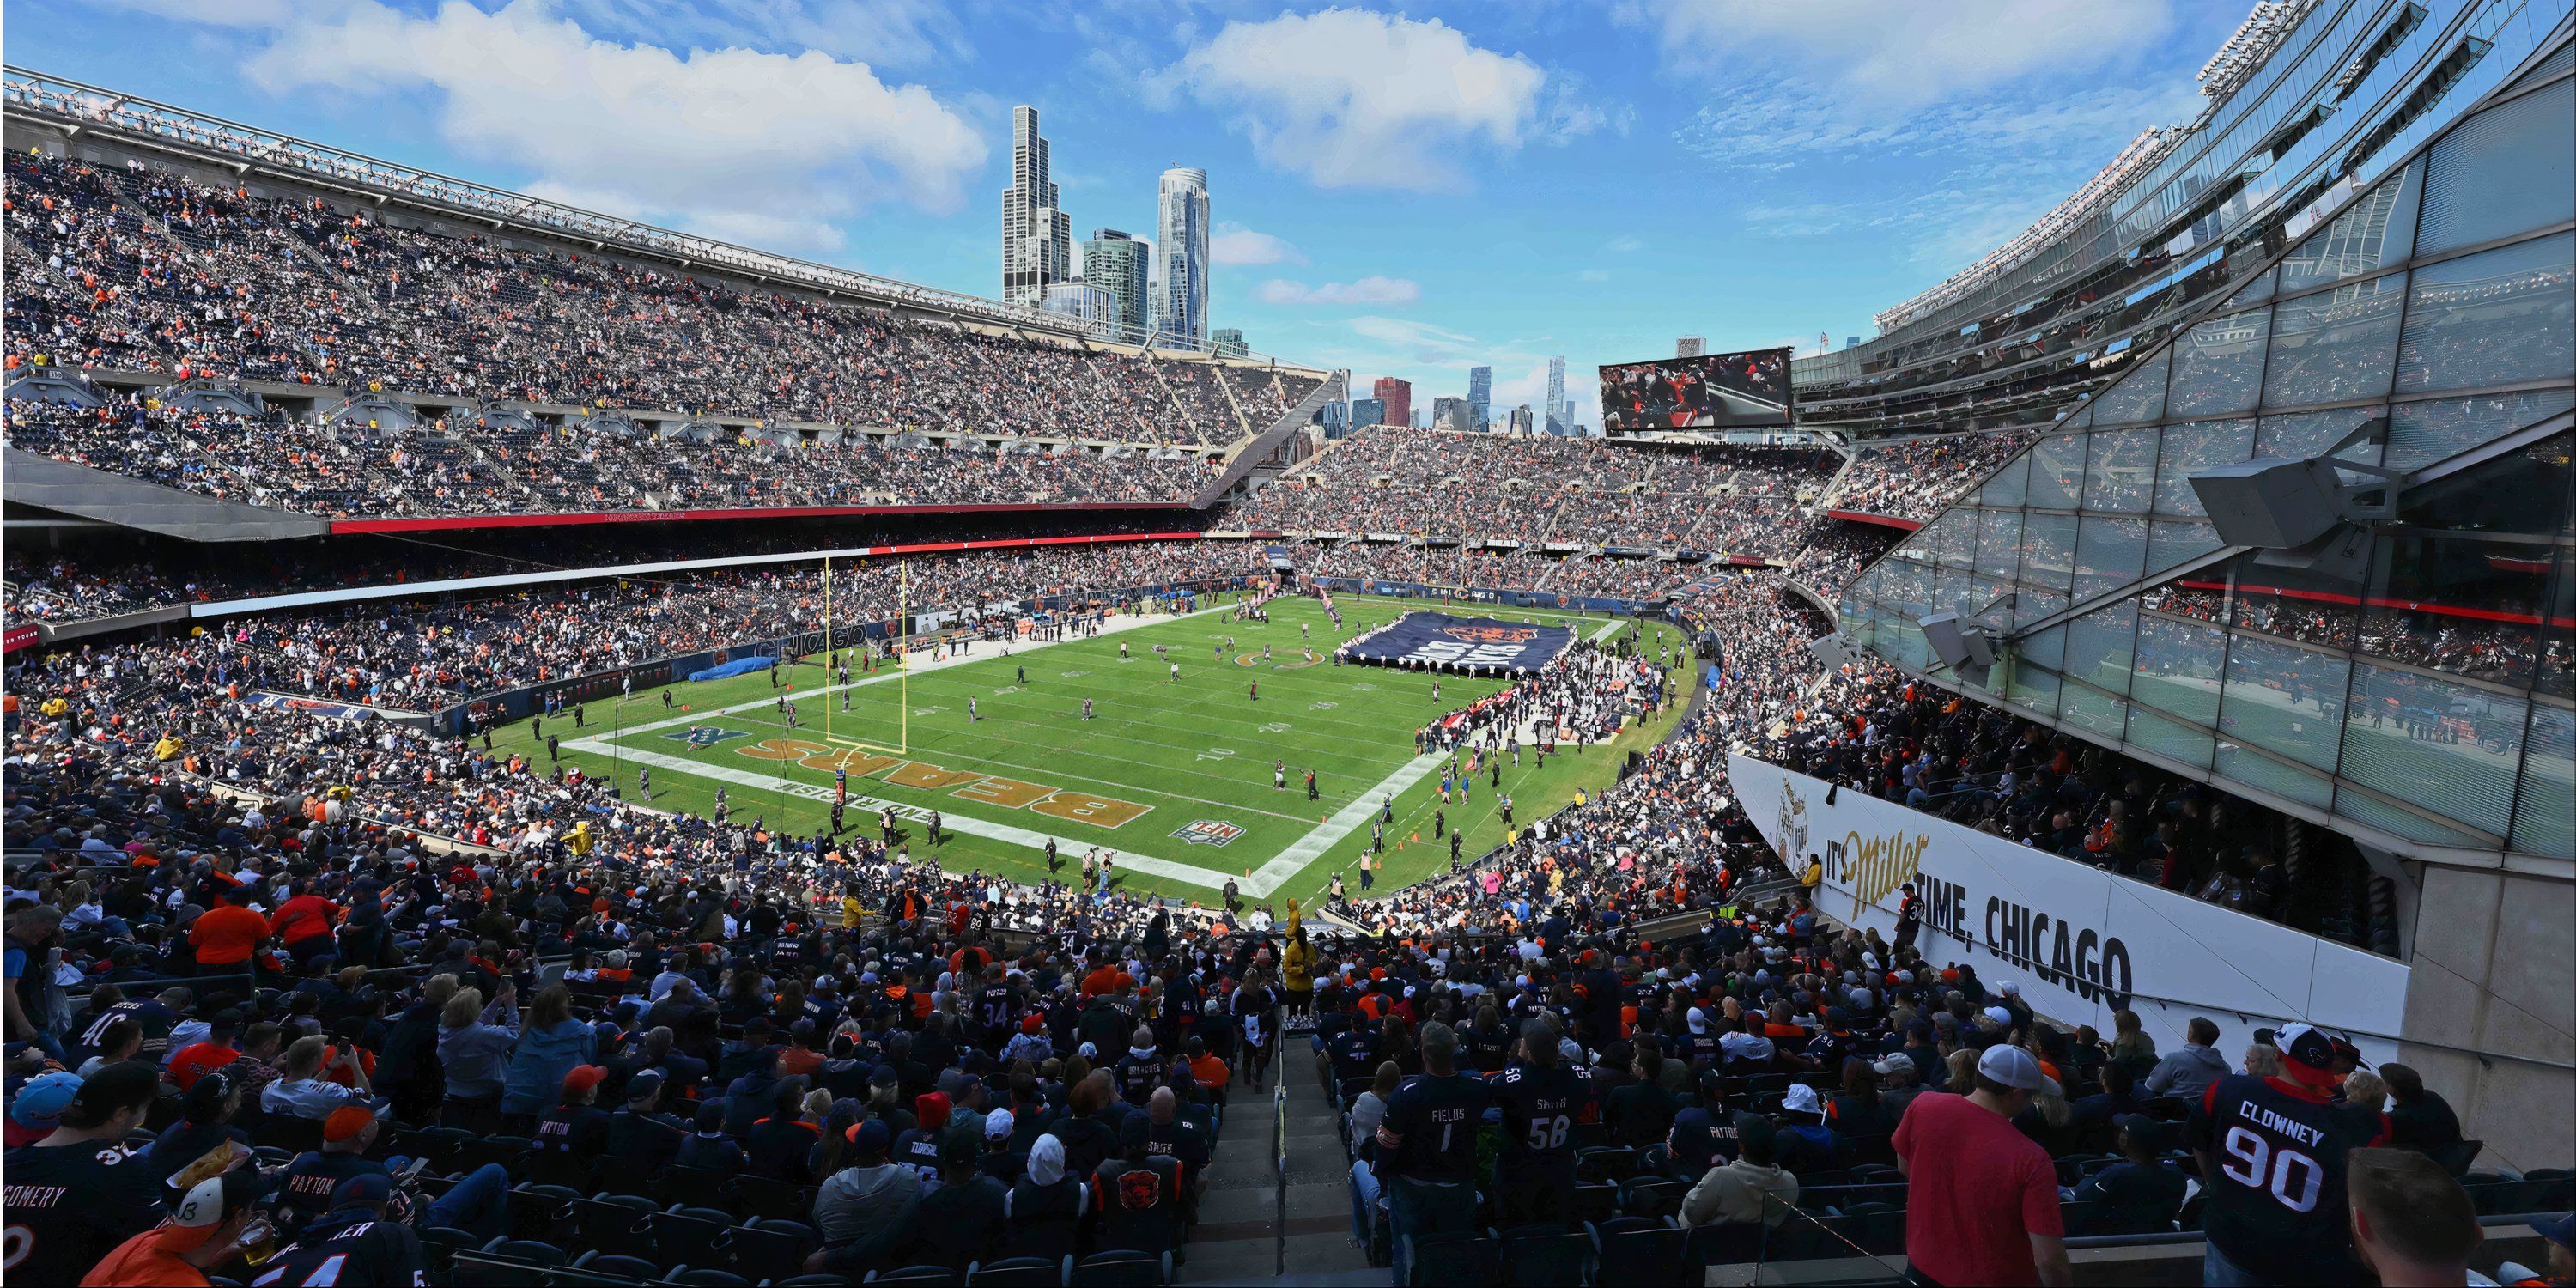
[{"xmin": 3, "ymin": 7, "xmax": 2574, "ymax": 1286}]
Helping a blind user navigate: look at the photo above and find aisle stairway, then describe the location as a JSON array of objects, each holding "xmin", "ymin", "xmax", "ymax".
[{"xmin": 1179, "ymin": 1047, "xmax": 1381, "ymax": 1285}]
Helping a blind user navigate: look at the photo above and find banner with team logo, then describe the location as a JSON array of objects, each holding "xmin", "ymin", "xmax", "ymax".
[
  {"xmin": 1340, "ymin": 611, "xmax": 1573, "ymax": 675},
  {"xmin": 1728, "ymin": 752, "xmax": 2410, "ymax": 1065}
]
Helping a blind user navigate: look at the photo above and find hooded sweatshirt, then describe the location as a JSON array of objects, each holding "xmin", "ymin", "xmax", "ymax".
[
  {"xmin": 814, "ymin": 1159, "xmax": 920, "ymax": 1247},
  {"xmin": 1681, "ymin": 1157, "xmax": 1801, "ymax": 1229}
]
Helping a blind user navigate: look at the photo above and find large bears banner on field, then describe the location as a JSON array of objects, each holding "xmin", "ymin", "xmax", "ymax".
[
  {"xmin": 1728, "ymin": 753, "xmax": 2410, "ymax": 1065},
  {"xmin": 1341, "ymin": 611, "xmax": 1574, "ymax": 674}
]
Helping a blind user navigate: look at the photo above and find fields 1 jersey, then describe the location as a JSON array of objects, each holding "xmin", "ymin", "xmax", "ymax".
[
  {"xmin": 2186, "ymin": 1072, "xmax": 2386, "ymax": 1285},
  {"xmin": 1377, "ymin": 1072, "xmax": 1491, "ymax": 1184},
  {"xmin": 1492, "ymin": 1060, "xmax": 1593, "ymax": 1161}
]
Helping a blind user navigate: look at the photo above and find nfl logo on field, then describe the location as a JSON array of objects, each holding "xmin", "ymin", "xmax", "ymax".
[
  {"xmin": 663, "ymin": 726, "xmax": 744, "ymax": 749},
  {"xmin": 1172, "ymin": 820, "xmax": 1243, "ymax": 847}
]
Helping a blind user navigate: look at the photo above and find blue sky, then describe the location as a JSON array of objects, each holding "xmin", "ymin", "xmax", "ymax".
[{"xmin": 14, "ymin": 0, "xmax": 2251, "ymax": 427}]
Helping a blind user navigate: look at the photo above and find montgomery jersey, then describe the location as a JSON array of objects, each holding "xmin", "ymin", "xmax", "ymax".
[
  {"xmin": 2, "ymin": 1140, "xmax": 170, "ymax": 1285},
  {"xmin": 1377, "ymin": 1072, "xmax": 1492, "ymax": 1183},
  {"xmin": 2187, "ymin": 1073, "xmax": 2386, "ymax": 1285},
  {"xmin": 1492, "ymin": 1060, "xmax": 1593, "ymax": 1161},
  {"xmin": 250, "ymin": 1212, "xmax": 428, "ymax": 1288}
]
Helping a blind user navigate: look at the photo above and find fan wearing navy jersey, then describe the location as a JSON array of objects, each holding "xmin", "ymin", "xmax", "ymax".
[
  {"xmin": 251, "ymin": 1174, "xmax": 428, "ymax": 1288},
  {"xmin": 2185, "ymin": 1023, "xmax": 2387, "ymax": 1287},
  {"xmin": 1376, "ymin": 1022, "xmax": 1492, "ymax": 1287},
  {"xmin": 1, "ymin": 1064, "xmax": 168, "ymax": 1286},
  {"xmin": 1490, "ymin": 1018, "xmax": 1595, "ymax": 1227},
  {"xmin": 975, "ymin": 968, "xmax": 1018, "ymax": 1054}
]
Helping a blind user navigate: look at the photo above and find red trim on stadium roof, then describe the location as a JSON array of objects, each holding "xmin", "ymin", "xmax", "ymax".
[
  {"xmin": 2172, "ymin": 578, "xmax": 2573, "ymax": 629},
  {"xmin": 1826, "ymin": 509, "xmax": 1924, "ymax": 532},
  {"xmin": 326, "ymin": 501, "xmax": 1191, "ymax": 535}
]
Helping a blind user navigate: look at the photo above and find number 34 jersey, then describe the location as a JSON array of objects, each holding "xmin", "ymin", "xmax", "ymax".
[
  {"xmin": 2185, "ymin": 1072, "xmax": 2388, "ymax": 1285},
  {"xmin": 1492, "ymin": 1060, "xmax": 1595, "ymax": 1163}
]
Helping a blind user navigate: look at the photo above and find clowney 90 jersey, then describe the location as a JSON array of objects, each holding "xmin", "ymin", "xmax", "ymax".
[{"xmin": 2185, "ymin": 1072, "xmax": 2386, "ymax": 1285}]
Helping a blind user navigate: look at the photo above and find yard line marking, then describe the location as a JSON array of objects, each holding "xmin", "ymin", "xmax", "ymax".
[{"xmin": 1243, "ymin": 753, "xmax": 1446, "ymax": 896}]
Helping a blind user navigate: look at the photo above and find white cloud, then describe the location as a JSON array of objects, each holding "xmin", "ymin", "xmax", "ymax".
[
  {"xmin": 1601, "ymin": 235, "xmax": 1647, "ymax": 252},
  {"xmin": 1210, "ymin": 226, "xmax": 1305, "ymax": 267},
  {"xmin": 1637, "ymin": 0, "xmax": 2175, "ymax": 105},
  {"xmin": 1575, "ymin": 268, "xmax": 1610, "ymax": 283},
  {"xmin": 553, "ymin": 0, "xmax": 969, "ymax": 69},
  {"xmin": 1162, "ymin": 9, "xmax": 1575, "ymax": 191},
  {"xmin": 188, "ymin": 0, "xmax": 984, "ymax": 254},
  {"xmin": 1255, "ymin": 276, "xmax": 1421, "ymax": 306}
]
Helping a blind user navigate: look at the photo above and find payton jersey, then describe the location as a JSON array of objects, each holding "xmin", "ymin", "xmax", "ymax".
[
  {"xmin": 1377, "ymin": 1072, "xmax": 1492, "ymax": 1184},
  {"xmin": 977, "ymin": 984, "xmax": 1018, "ymax": 1036},
  {"xmin": 2186, "ymin": 1073, "xmax": 2387, "ymax": 1285},
  {"xmin": 1492, "ymin": 1060, "xmax": 1594, "ymax": 1161}
]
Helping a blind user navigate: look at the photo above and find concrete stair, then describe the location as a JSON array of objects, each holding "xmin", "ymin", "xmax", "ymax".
[{"xmin": 1179, "ymin": 1042, "xmax": 1379, "ymax": 1285}]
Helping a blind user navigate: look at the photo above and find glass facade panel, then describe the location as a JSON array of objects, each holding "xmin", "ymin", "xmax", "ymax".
[
  {"xmin": 2257, "ymin": 407, "xmax": 2387, "ymax": 463},
  {"xmin": 2415, "ymin": 77, "xmax": 2575, "ymax": 258},
  {"xmin": 2063, "ymin": 601, "xmax": 2138, "ymax": 695},
  {"xmin": 2013, "ymin": 585, "xmax": 2070, "ymax": 630},
  {"xmin": 2128, "ymin": 706, "xmax": 2215, "ymax": 767},
  {"xmin": 2092, "ymin": 349, "xmax": 2170, "ymax": 426},
  {"xmin": 2152, "ymin": 421, "xmax": 2257, "ymax": 517},
  {"xmin": 2074, "ymin": 516, "xmax": 2149, "ymax": 601},
  {"xmin": 2167, "ymin": 308, "xmax": 2272, "ymax": 416},
  {"xmin": 2220, "ymin": 634, "xmax": 2351, "ymax": 769},
  {"xmin": 1978, "ymin": 451, "xmax": 2030, "ymax": 507},
  {"xmin": 1975, "ymin": 510, "xmax": 2025, "ymax": 581},
  {"xmin": 2009, "ymin": 625, "xmax": 2063, "ymax": 714},
  {"xmin": 2132, "ymin": 616, "xmax": 2225, "ymax": 725},
  {"xmin": 2083, "ymin": 428, "xmax": 2159, "ymax": 513},
  {"xmin": 2513, "ymin": 702, "xmax": 2574, "ymax": 857},
  {"xmin": 2233, "ymin": 555, "xmax": 2362, "ymax": 652},
  {"xmin": 2386, "ymin": 389, "xmax": 2576, "ymax": 472},
  {"xmin": 2216, "ymin": 742, "xmax": 2337, "ymax": 806},
  {"xmin": 2027, "ymin": 434, "xmax": 2088, "ymax": 509},
  {"xmin": 2265, "ymin": 272, "xmax": 2407, "ymax": 408},
  {"xmin": 2062, "ymin": 683, "xmax": 2130, "ymax": 738},
  {"xmin": 2342, "ymin": 665, "xmax": 2524, "ymax": 838},
  {"xmin": 1929, "ymin": 511, "xmax": 1977, "ymax": 568},
  {"xmin": 2146, "ymin": 520, "xmax": 2227, "ymax": 580},
  {"xmin": 2333, "ymin": 783, "xmax": 2495, "ymax": 846},
  {"xmin": 2367, "ymin": 532, "xmax": 2549, "ymax": 686},
  {"xmin": 2395, "ymin": 232, "xmax": 2576, "ymax": 394},
  {"xmin": 2020, "ymin": 513, "xmax": 2077, "ymax": 592},
  {"xmin": 2544, "ymin": 550, "xmax": 2575, "ymax": 702},
  {"xmin": 2276, "ymin": 161, "xmax": 2422, "ymax": 296}
]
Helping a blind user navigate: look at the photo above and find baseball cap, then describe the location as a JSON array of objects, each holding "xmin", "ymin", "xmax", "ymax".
[
  {"xmin": 693, "ymin": 1103, "xmax": 726, "ymax": 1137},
  {"xmin": 1021, "ymin": 1013, "xmax": 1045, "ymax": 1034},
  {"xmin": 1983, "ymin": 1005, "xmax": 2014, "ymax": 1026},
  {"xmin": 180, "ymin": 1069, "xmax": 239, "ymax": 1122},
  {"xmin": 2269, "ymin": 1022, "xmax": 2342, "ymax": 1090},
  {"xmin": 1026, "ymin": 1133, "xmax": 1067, "ymax": 1186},
  {"xmin": 67, "ymin": 1062, "xmax": 159, "ymax": 1123},
  {"xmin": 562, "ymin": 1066, "xmax": 608, "ymax": 1096},
  {"xmin": 1685, "ymin": 1007, "xmax": 1708, "ymax": 1034},
  {"xmin": 6, "ymin": 1071, "xmax": 83, "ymax": 1144},
  {"xmin": 2537, "ymin": 1212, "xmax": 2576, "ymax": 1252},
  {"xmin": 170, "ymin": 1170, "xmax": 265, "ymax": 1229},
  {"xmin": 2115, "ymin": 1113, "xmax": 2172, "ymax": 1154},
  {"xmin": 625, "ymin": 1071, "xmax": 665, "ymax": 1103},
  {"xmin": 1977, "ymin": 1044, "xmax": 2061, "ymax": 1096},
  {"xmin": 1120, "ymin": 1113, "xmax": 1151, "ymax": 1149},
  {"xmin": 983, "ymin": 1109, "xmax": 1016, "ymax": 1141},
  {"xmin": 939, "ymin": 1126, "xmax": 980, "ymax": 1165},
  {"xmin": 331, "ymin": 1172, "xmax": 395, "ymax": 1210},
  {"xmin": 1996, "ymin": 981, "xmax": 2020, "ymax": 997},
  {"xmin": 322, "ymin": 1105, "xmax": 376, "ymax": 1144},
  {"xmin": 1869, "ymin": 1055, "xmax": 1908, "ymax": 1077},
  {"xmin": 847, "ymin": 1118, "xmax": 891, "ymax": 1156},
  {"xmin": 1781, "ymin": 1083, "xmax": 1824, "ymax": 1116}
]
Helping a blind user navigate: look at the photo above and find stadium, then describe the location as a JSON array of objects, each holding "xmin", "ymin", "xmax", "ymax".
[{"xmin": 0, "ymin": 2, "xmax": 2568, "ymax": 1285}]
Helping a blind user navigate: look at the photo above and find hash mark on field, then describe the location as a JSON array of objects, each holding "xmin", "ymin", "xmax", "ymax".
[
  {"xmin": 1310, "ymin": 701, "xmax": 1338, "ymax": 710},
  {"xmin": 1352, "ymin": 683, "xmax": 1377, "ymax": 691},
  {"xmin": 912, "ymin": 707, "xmax": 945, "ymax": 716},
  {"xmin": 1259, "ymin": 722, "xmax": 1293, "ymax": 734},
  {"xmin": 1194, "ymin": 747, "xmax": 1236, "ymax": 762},
  {"xmin": 1060, "ymin": 669, "xmax": 1088, "ymax": 677}
]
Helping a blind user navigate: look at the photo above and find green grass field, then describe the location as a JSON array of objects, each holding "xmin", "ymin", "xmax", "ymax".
[{"xmin": 491, "ymin": 594, "xmax": 1689, "ymax": 907}]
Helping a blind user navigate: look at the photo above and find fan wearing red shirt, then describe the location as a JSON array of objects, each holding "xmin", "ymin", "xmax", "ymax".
[
  {"xmin": 166, "ymin": 1010, "xmax": 247, "ymax": 1091},
  {"xmin": 270, "ymin": 884, "xmax": 340, "ymax": 962},
  {"xmin": 1893, "ymin": 1045, "xmax": 2071, "ymax": 1287}
]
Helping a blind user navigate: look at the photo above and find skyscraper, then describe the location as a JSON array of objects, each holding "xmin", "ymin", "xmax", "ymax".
[
  {"xmin": 1082, "ymin": 229, "xmax": 1150, "ymax": 341},
  {"xmin": 1000, "ymin": 106, "xmax": 1071, "ymax": 308},
  {"xmin": 1676, "ymin": 337, "xmax": 1705, "ymax": 358},
  {"xmin": 1466, "ymin": 366, "xmax": 1492, "ymax": 432},
  {"xmin": 1432, "ymin": 397, "xmax": 1473, "ymax": 433},
  {"xmin": 1544, "ymin": 357, "xmax": 1567, "ymax": 431},
  {"xmin": 1347, "ymin": 398, "xmax": 1385, "ymax": 431},
  {"xmin": 1371, "ymin": 376, "xmax": 1412, "ymax": 428},
  {"xmin": 1153, "ymin": 167, "xmax": 1209, "ymax": 349},
  {"xmin": 1040, "ymin": 281, "xmax": 1115, "ymax": 335},
  {"xmin": 1212, "ymin": 328, "xmax": 1248, "ymax": 358}
]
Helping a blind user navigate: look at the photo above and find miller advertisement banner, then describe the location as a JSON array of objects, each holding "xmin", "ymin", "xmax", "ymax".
[{"xmin": 1728, "ymin": 753, "xmax": 2409, "ymax": 1065}]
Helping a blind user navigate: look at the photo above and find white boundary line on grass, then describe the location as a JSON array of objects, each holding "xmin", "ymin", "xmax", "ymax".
[{"xmin": 561, "ymin": 598, "xmax": 1643, "ymax": 897}]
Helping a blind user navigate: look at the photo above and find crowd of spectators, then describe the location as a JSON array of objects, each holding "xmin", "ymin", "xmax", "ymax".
[
  {"xmin": 1237, "ymin": 428, "xmax": 1838, "ymax": 555},
  {"xmin": 1826, "ymin": 429, "xmax": 2034, "ymax": 523},
  {"xmin": 4, "ymin": 396, "xmax": 1217, "ymax": 520},
  {"xmin": 4, "ymin": 150, "xmax": 1309, "ymax": 450}
]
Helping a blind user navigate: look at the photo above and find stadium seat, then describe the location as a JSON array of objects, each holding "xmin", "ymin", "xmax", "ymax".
[
  {"xmin": 655, "ymin": 1164, "xmax": 732, "ymax": 1212},
  {"xmin": 731, "ymin": 1218, "xmax": 821, "ymax": 1284},
  {"xmin": 509, "ymin": 1183, "xmax": 582, "ymax": 1242},
  {"xmin": 967, "ymin": 1255, "xmax": 1073, "ymax": 1287},
  {"xmin": 870, "ymin": 1267, "xmax": 965, "ymax": 1286},
  {"xmin": 566, "ymin": 1250, "xmax": 665, "ymax": 1282},
  {"xmin": 650, "ymin": 1206, "xmax": 738, "ymax": 1270},
  {"xmin": 1496, "ymin": 1229, "xmax": 1590, "ymax": 1286},
  {"xmin": 570, "ymin": 1194, "xmax": 658, "ymax": 1253},
  {"xmin": 1617, "ymin": 1177, "xmax": 1689, "ymax": 1219},
  {"xmin": 2432, "ymin": 1139, "xmax": 2484, "ymax": 1176},
  {"xmin": 526, "ymin": 1148, "xmax": 597, "ymax": 1191},
  {"xmin": 1569, "ymin": 1182, "xmax": 1619, "ymax": 1226},
  {"xmin": 1590, "ymin": 1217, "xmax": 1685, "ymax": 1285},
  {"xmin": 1681, "ymin": 1221, "xmax": 1770, "ymax": 1272},
  {"xmin": 454, "ymin": 1237, "xmax": 568, "ymax": 1287},
  {"xmin": 728, "ymin": 1173, "xmax": 811, "ymax": 1221},
  {"xmin": 1070, "ymin": 1250, "xmax": 1172, "ymax": 1288},
  {"xmin": 667, "ymin": 1273, "xmax": 753, "ymax": 1288},
  {"xmin": 1404, "ymin": 1232, "xmax": 1500, "ymax": 1287},
  {"xmin": 1574, "ymin": 1145, "xmax": 1639, "ymax": 1184}
]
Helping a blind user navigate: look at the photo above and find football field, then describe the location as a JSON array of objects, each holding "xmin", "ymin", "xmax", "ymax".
[{"xmin": 492, "ymin": 594, "xmax": 1689, "ymax": 907}]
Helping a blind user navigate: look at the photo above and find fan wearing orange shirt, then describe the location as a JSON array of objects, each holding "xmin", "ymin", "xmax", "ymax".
[{"xmin": 188, "ymin": 888, "xmax": 270, "ymax": 969}]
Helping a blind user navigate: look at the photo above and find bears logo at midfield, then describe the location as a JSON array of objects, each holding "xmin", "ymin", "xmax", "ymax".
[
  {"xmin": 1440, "ymin": 624, "xmax": 1538, "ymax": 644},
  {"xmin": 1171, "ymin": 820, "xmax": 1244, "ymax": 847}
]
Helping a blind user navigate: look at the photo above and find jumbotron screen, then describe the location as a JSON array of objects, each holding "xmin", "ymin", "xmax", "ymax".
[{"xmin": 1599, "ymin": 346, "xmax": 1795, "ymax": 432}]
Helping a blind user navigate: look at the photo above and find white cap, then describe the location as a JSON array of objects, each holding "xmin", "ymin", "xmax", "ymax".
[
  {"xmin": 1782, "ymin": 1083, "xmax": 1823, "ymax": 1115},
  {"xmin": 1984, "ymin": 1005, "xmax": 2014, "ymax": 1025},
  {"xmin": 1977, "ymin": 1044, "xmax": 2060, "ymax": 1096},
  {"xmin": 1997, "ymin": 980, "xmax": 2020, "ymax": 996},
  {"xmin": 1686, "ymin": 1007, "xmax": 1708, "ymax": 1034}
]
